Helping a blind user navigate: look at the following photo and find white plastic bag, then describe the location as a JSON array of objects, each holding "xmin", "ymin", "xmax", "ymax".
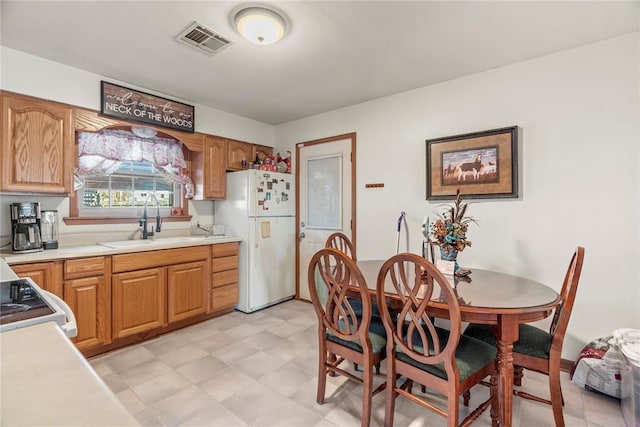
[{"xmin": 571, "ymin": 339, "xmax": 623, "ymax": 399}]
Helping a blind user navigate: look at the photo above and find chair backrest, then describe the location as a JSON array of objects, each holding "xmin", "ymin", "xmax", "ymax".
[
  {"xmin": 308, "ymin": 247, "xmax": 371, "ymax": 343},
  {"xmin": 376, "ymin": 253, "xmax": 461, "ymax": 370},
  {"xmin": 549, "ymin": 247, "xmax": 585, "ymax": 351},
  {"xmin": 325, "ymin": 232, "xmax": 357, "ymax": 261}
]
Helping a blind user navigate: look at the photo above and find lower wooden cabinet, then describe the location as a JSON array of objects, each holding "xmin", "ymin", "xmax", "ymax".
[
  {"xmin": 12, "ymin": 261, "xmax": 63, "ymax": 298},
  {"xmin": 111, "ymin": 246, "xmax": 209, "ymax": 339},
  {"xmin": 211, "ymin": 242, "xmax": 239, "ymax": 313},
  {"xmin": 63, "ymin": 256, "xmax": 110, "ymax": 351},
  {"xmin": 112, "ymin": 267, "xmax": 167, "ymax": 339},
  {"xmin": 64, "ymin": 275, "xmax": 109, "ymax": 350},
  {"xmin": 8, "ymin": 242, "xmax": 238, "ymax": 356},
  {"xmin": 168, "ymin": 260, "xmax": 209, "ymax": 323}
]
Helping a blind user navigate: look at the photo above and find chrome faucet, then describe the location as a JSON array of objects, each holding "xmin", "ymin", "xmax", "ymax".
[{"xmin": 139, "ymin": 194, "xmax": 162, "ymax": 239}]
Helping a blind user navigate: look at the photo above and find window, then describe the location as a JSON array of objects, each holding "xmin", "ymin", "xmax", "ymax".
[
  {"xmin": 68, "ymin": 128, "xmax": 193, "ymax": 223},
  {"xmin": 78, "ymin": 161, "xmax": 180, "ymax": 218}
]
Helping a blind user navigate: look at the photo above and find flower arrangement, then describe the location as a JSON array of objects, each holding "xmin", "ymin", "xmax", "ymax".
[{"xmin": 429, "ymin": 189, "xmax": 476, "ymax": 255}]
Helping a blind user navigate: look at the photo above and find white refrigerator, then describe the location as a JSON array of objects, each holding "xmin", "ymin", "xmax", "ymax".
[{"xmin": 215, "ymin": 170, "xmax": 295, "ymax": 313}]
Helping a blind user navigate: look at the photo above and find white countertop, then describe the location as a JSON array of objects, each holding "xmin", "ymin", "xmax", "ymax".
[
  {"xmin": 0, "ymin": 259, "xmax": 18, "ymax": 280},
  {"xmin": 1, "ymin": 236, "xmax": 241, "ymax": 264},
  {"xmin": 0, "ymin": 321, "xmax": 139, "ymax": 426}
]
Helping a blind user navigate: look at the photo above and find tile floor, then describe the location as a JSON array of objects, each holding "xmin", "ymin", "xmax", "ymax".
[{"xmin": 90, "ymin": 300, "xmax": 626, "ymax": 426}]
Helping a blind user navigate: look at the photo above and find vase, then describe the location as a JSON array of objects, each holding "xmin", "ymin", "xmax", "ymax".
[{"xmin": 440, "ymin": 247, "xmax": 460, "ymax": 271}]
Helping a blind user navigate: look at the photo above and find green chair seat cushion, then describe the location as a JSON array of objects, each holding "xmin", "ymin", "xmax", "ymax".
[
  {"xmin": 327, "ymin": 317, "xmax": 387, "ymax": 354},
  {"xmin": 349, "ymin": 299, "xmax": 382, "ymax": 317},
  {"xmin": 396, "ymin": 327, "xmax": 497, "ymax": 381},
  {"xmin": 463, "ymin": 323, "xmax": 552, "ymax": 360}
]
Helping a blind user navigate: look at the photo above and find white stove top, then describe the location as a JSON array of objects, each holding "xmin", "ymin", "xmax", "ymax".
[{"xmin": 0, "ymin": 276, "xmax": 76, "ymax": 338}]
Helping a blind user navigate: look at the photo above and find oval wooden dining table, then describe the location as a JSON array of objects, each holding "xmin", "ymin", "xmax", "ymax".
[{"xmin": 357, "ymin": 260, "xmax": 560, "ymax": 427}]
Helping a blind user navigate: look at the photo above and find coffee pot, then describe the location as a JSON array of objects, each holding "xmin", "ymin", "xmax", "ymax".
[
  {"xmin": 41, "ymin": 210, "xmax": 59, "ymax": 250},
  {"xmin": 10, "ymin": 202, "xmax": 43, "ymax": 253}
]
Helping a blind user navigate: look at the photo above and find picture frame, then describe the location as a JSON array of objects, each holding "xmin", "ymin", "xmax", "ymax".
[
  {"xmin": 100, "ymin": 81, "xmax": 195, "ymax": 133},
  {"xmin": 426, "ymin": 126, "xmax": 518, "ymax": 200}
]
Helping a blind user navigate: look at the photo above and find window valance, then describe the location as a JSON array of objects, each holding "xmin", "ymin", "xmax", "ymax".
[{"xmin": 74, "ymin": 129, "xmax": 193, "ymax": 197}]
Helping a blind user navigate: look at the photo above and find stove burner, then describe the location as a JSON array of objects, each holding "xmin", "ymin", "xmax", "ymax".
[
  {"xmin": 0, "ymin": 303, "xmax": 32, "ymax": 317},
  {"xmin": 0, "ymin": 279, "xmax": 55, "ymax": 326}
]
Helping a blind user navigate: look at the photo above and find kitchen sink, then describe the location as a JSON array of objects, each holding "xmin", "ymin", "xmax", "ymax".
[
  {"xmin": 149, "ymin": 236, "xmax": 211, "ymax": 244},
  {"xmin": 97, "ymin": 236, "xmax": 223, "ymax": 249},
  {"xmin": 98, "ymin": 240, "xmax": 155, "ymax": 249}
]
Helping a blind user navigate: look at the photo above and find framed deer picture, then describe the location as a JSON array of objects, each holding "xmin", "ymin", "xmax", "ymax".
[{"xmin": 426, "ymin": 126, "xmax": 518, "ymax": 200}]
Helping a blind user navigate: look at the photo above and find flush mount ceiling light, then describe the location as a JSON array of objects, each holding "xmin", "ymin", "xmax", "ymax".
[{"xmin": 233, "ymin": 6, "xmax": 288, "ymax": 45}]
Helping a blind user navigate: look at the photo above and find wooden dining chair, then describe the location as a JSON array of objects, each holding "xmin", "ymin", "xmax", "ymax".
[
  {"xmin": 463, "ymin": 246, "xmax": 585, "ymax": 427},
  {"xmin": 308, "ymin": 247, "xmax": 386, "ymax": 427},
  {"xmin": 326, "ymin": 231, "xmax": 381, "ymax": 321},
  {"xmin": 325, "ymin": 232, "xmax": 357, "ymax": 261},
  {"xmin": 376, "ymin": 253, "xmax": 497, "ymax": 427}
]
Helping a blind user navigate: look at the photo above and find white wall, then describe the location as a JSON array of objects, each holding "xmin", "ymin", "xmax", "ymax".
[
  {"xmin": 1, "ymin": 35, "xmax": 638, "ymax": 359},
  {"xmin": 275, "ymin": 34, "xmax": 640, "ymax": 359},
  {"xmin": 0, "ymin": 47, "xmax": 275, "ymax": 145},
  {"xmin": 0, "ymin": 47, "xmax": 275, "ymax": 244}
]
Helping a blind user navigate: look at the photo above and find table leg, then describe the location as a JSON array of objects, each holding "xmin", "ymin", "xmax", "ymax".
[{"xmin": 496, "ymin": 315, "xmax": 519, "ymax": 427}]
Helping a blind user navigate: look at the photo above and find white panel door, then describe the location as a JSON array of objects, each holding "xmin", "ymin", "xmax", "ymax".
[{"xmin": 296, "ymin": 134, "xmax": 355, "ymax": 301}]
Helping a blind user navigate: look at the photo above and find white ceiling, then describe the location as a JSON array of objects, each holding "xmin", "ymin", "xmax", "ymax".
[{"xmin": 1, "ymin": 1, "xmax": 638, "ymax": 125}]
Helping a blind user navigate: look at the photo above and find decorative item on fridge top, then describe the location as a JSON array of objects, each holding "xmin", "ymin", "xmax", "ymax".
[
  {"xmin": 258, "ymin": 150, "xmax": 292, "ymax": 173},
  {"xmin": 277, "ymin": 151, "xmax": 292, "ymax": 174},
  {"xmin": 426, "ymin": 189, "xmax": 476, "ymax": 276}
]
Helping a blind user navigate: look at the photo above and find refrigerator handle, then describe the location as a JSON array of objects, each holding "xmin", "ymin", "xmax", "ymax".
[{"xmin": 255, "ymin": 220, "xmax": 260, "ymax": 250}]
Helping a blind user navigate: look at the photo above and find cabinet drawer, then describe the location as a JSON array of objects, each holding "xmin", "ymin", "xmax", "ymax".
[
  {"xmin": 212, "ymin": 242, "xmax": 238, "ymax": 258},
  {"xmin": 65, "ymin": 257, "xmax": 105, "ymax": 279},
  {"xmin": 212, "ymin": 269, "xmax": 238, "ymax": 288},
  {"xmin": 212, "ymin": 255, "xmax": 238, "ymax": 273},
  {"xmin": 112, "ymin": 246, "xmax": 209, "ymax": 273},
  {"xmin": 211, "ymin": 284, "xmax": 237, "ymax": 312}
]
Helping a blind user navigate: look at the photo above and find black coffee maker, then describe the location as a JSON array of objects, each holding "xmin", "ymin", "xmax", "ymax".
[{"xmin": 10, "ymin": 202, "xmax": 43, "ymax": 253}]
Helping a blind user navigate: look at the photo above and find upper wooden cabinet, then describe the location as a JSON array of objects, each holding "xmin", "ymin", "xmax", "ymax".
[
  {"xmin": 252, "ymin": 144, "xmax": 273, "ymax": 163},
  {"xmin": 226, "ymin": 139, "xmax": 252, "ymax": 171},
  {"xmin": 191, "ymin": 135, "xmax": 226, "ymax": 200},
  {"xmin": 227, "ymin": 139, "xmax": 275, "ymax": 171},
  {"xmin": 1, "ymin": 92, "xmax": 74, "ymax": 194}
]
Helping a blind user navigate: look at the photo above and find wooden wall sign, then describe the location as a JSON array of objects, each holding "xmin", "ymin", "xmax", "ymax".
[{"xmin": 100, "ymin": 81, "xmax": 195, "ymax": 133}]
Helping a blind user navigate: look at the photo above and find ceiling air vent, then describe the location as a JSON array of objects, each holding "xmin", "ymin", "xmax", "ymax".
[{"xmin": 175, "ymin": 22, "xmax": 233, "ymax": 56}]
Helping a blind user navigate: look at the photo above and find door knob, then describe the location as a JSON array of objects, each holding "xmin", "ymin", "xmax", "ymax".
[{"xmin": 299, "ymin": 232, "xmax": 306, "ymax": 239}]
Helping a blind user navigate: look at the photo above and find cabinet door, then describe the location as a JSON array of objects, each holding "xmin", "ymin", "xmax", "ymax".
[
  {"xmin": 12, "ymin": 261, "xmax": 63, "ymax": 298},
  {"xmin": 64, "ymin": 276, "xmax": 110, "ymax": 350},
  {"xmin": 252, "ymin": 144, "xmax": 273, "ymax": 163},
  {"xmin": 167, "ymin": 260, "xmax": 209, "ymax": 323},
  {"xmin": 112, "ymin": 268, "xmax": 166, "ymax": 339},
  {"xmin": 226, "ymin": 140, "xmax": 252, "ymax": 171},
  {"xmin": 1, "ymin": 94, "xmax": 73, "ymax": 194},
  {"xmin": 203, "ymin": 136, "xmax": 226, "ymax": 199}
]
